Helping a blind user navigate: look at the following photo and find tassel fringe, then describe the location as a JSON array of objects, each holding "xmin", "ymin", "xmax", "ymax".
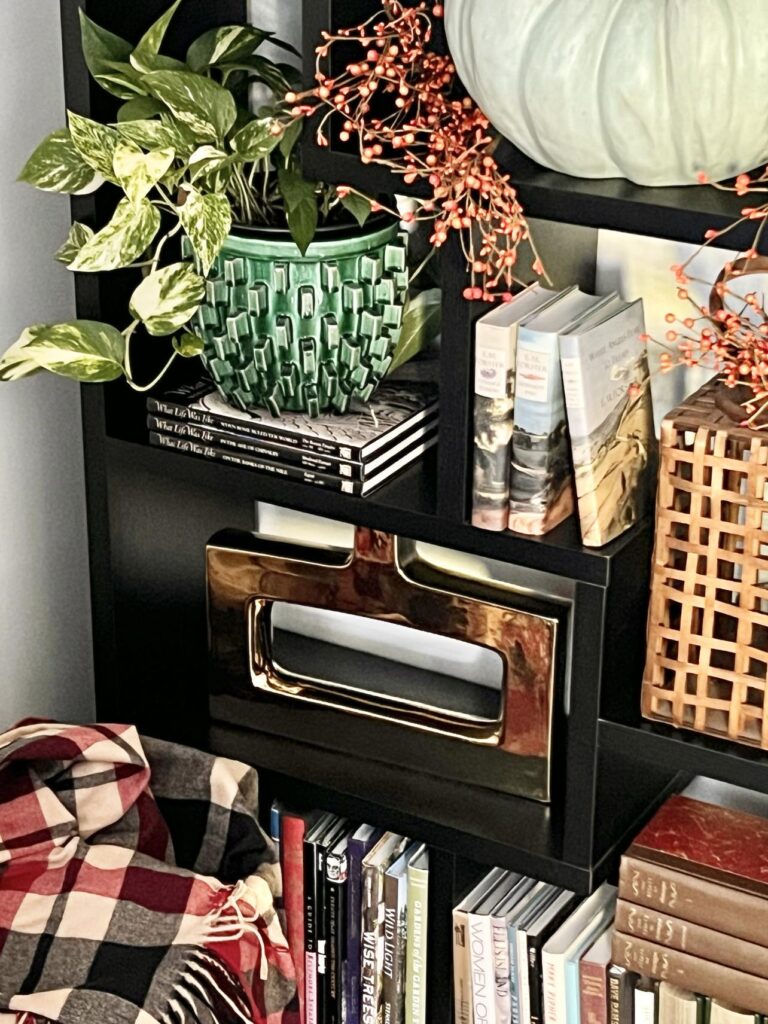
[{"xmin": 160, "ymin": 948, "xmax": 253, "ymax": 1024}]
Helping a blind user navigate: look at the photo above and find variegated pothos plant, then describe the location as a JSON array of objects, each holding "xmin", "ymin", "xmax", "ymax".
[{"xmin": 0, "ymin": 1, "xmax": 374, "ymax": 390}]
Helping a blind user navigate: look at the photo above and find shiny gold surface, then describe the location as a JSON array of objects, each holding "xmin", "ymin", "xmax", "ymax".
[{"xmin": 207, "ymin": 528, "xmax": 558, "ymax": 765}]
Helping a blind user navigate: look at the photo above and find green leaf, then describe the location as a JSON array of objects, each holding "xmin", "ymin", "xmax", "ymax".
[
  {"xmin": 173, "ymin": 331, "xmax": 205, "ymax": 358},
  {"xmin": 286, "ymin": 197, "xmax": 318, "ymax": 256},
  {"xmin": 68, "ymin": 111, "xmax": 119, "ymax": 182},
  {"xmin": 218, "ymin": 55, "xmax": 294, "ymax": 96},
  {"xmin": 93, "ymin": 60, "xmax": 148, "ymax": 99},
  {"xmin": 0, "ymin": 321, "xmax": 125, "ymax": 383},
  {"xmin": 279, "ymin": 118, "xmax": 303, "ymax": 162},
  {"xmin": 277, "ymin": 167, "xmax": 316, "ymax": 211},
  {"xmin": 231, "ymin": 118, "xmax": 282, "ymax": 160},
  {"xmin": 388, "ymin": 289, "xmax": 442, "ymax": 374},
  {"xmin": 113, "ymin": 142, "xmax": 175, "ymax": 203},
  {"xmin": 55, "ymin": 222, "xmax": 95, "ymax": 266},
  {"xmin": 340, "ymin": 191, "xmax": 372, "ymax": 229},
  {"xmin": 270, "ymin": 37, "xmax": 302, "ymax": 59},
  {"xmin": 144, "ymin": 70, "xmax": 237, "ymax": 143},
  {"xmin": 70, "ymin": 197, "xmax": 161, "ymax": 272},
  {"xmin": 78, "ymin": 9, "xmax": 135, "ymax": 99},
  {"xmin": 116, "ymin": 118, "xmax": 177, "ymax": 151},
  {"xmin": 188, "ymin": 145, "xmax": 233, "ymax": 189},
  {"xmin": 18, "ymin": 130, "xmax": 101, "ymax": 195},
  {"xmin": 178, "ymin": 189, "xmax": 232, "ymax": 276},
  {"xmin": 186, "ymin": 25, "xmax": 271, "ymax": 72},
  {"xmin": 131, "ymin": 0, "xmax": 184, "ymax": 73},
  {"xmin": 118, "ymin": 96, "xmax": 165, "ymax": 122},
  {"xmin": 129, "ymin": 262, "xmax": 205, "ymax": 336}
]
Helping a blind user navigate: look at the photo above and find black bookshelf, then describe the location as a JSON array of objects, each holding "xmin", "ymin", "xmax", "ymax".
[{"xmin": 61, "ymin": 3, "xmax": 768, "ymax": 1023}]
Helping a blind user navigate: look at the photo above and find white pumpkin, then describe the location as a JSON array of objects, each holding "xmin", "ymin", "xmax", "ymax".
[{"xmin": 444, "ymin": 0, "xmax": 768, "ymax": 186}]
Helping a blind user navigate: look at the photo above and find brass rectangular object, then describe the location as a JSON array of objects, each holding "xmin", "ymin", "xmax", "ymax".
[{"xmin": 207, "ymin": 527, "xmax": 562, "ymax": 801}]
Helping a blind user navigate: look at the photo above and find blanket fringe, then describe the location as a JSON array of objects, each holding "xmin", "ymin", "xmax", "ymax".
[{"xmin": 160, "ymin": 948, "xmax": 253, "ymax": 1024}]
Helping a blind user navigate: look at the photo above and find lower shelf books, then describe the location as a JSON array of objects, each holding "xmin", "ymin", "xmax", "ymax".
[{"xmin": 274, "ymin": 803, "xmax": 429, "ymax": 1024}]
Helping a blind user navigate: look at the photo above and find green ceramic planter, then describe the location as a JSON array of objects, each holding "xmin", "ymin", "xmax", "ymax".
[{"xmin": 185, "ymin": 216, "xmax": 409, "ymax": 417}]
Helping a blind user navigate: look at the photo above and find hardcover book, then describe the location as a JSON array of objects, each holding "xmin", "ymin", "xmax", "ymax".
[
  {"xmin": 471, "ymin": 284, "xmax": 558, "ymax": 531},
  {"xmin": 520, "ymin": 888, "xmax": 579, "ymax": 1024},
  {"xmin": 559, "ymin": 296, "xmax": 654, "ymax": 547},
  {"xmin": 634, "ymin": 977, "xmax": 659, "ymax": 1024},
  {"xmin": 282, "ymin": 809, "xmax": 318, "ymax": 1024},
  {"xmin": 405, "ymin": 845, "xmax": 429, "ymax": 1024},
  {"xmin": 710, "ymin": 999, "xmax": 764, "ymax": 1024},
  {"xmin": 508, "ymin": 882, "xmax": 560, "ymax": 1024},
  {"xmin": 326, "ymin": 829, "xmax": 353, "ymax": 1024},
  {"xmin": 361, "ymin": 833, "xmax": 409, "ymax": 1024},
  {"xmin": 348, "ymin": 825, "xmax": 383, "ymax": 1024},
  {"xmin": 612, "ymin": 933, "xmax": 768, "ymax": 1015},
  {"xmin": 149, "ymin": 428, "xmax": 437, "ymax": 495},
  {"xmin": 608, "ymin": 964, "xmax": 638, "ymax": 1024},
  {"xmin": 147, "ymin": 376, "xmax": 439, "ymax": 461},
  {"xmin": 452, "ymin": 867, "xmax": 509, "ymax": 1024},
  {"xmin": 382, "ymin": 842, "xmax": 419, "ymax": 1024},
  {"xmin": 657, "ymin": 982, "xmax": 707, "ymax": 1024},
  {"xmin": 615, "ymin": 899, "xmax": 768, "ymax": 980},
  {"xmin": 316, "ymin": 818, "xmax": 349, "ymax": 1024},
  {"xmin": 304, "ymin": 812, "xmax": 337, "ymax": 1024},
  {"xmin": 578, "ymin": 920, "xmax": 613, "ymax": 1024},
  {"xmin": 148, "ymin": 411, "xmax": 437, "ymax": 481},
  {"xmin": 467, "ymin": 870, "xmax": 523, "ymax": 1024},
  {"xmin": 508, "ymin": 288, "xmax": 602, "ymax": 536},
  {"xmin": 619, "ymin": 795, "xmax": 768, "ymax": 946}
]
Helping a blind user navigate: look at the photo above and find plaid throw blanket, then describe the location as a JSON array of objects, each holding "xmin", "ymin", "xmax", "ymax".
[{"xmin": 0, "ymin": 721, "xmax": 296, "ymax": 1024}]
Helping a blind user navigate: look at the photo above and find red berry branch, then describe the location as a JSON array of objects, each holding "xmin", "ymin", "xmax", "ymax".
[
  {"xmin": 656, "ymin": 168, "xmax": 768, "ymax": 428},
  {"xmin": 289, "ymin": 0, "xmax": 547, "ymax": 301}
]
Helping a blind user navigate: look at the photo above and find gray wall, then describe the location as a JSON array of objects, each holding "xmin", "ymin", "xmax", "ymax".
[{"xmin": 0, "ymin": 1, "xmax": 94, "ymax": 729}]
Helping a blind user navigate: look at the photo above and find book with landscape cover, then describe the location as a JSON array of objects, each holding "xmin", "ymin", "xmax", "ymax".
[
  {"xmin": 471, "ymin": 284, "xmax": 558, "ymax": 531},
  {"xmin": 559, "ymin": 296, "xmax": 654, "ymax": 547},
  {"xmin": 348, "ymin": 825, "xmax": 382, "ymax": 1024},
  {"xmin": 147, "ymin": 412, "xmax": 437, "ymax": 480},
  {"xmin": 615, "ymin": 900, "xmax": 768, "ymax": 979},
  {"xmin": 618, "ymin": 795, "xmax": 768, "ymax": 946},
  {"xmin": 147, "ymin": 377, "xmax": 439, "ymax": 461},
  {"xmin": 149, "ymin": 428, "xmax": 437, "ymax": 495},
  {"xmin": 361, "ymin": 833, "xmax": 409, "ymax": 1024},
  {"xmin": 405, "ymin": 845, "xmax": 429, "ymax": 1024},
  {"xmin": 611, "ymin": 933, "xmax": 768, "ymax": 1015},
  {"xmin": 508, "ymin": 288, "xmax": 601, "ymax": 536}
]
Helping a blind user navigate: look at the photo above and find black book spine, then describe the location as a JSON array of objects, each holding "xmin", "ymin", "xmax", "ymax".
[
  {"xmin": 148, "ymin": 414, "xmax": 366, "ymax": 479},
  {"xmin": 149, "ymin": 431, "xmax": 362, "ymax": 493},
  {"xmin": 608, "ymin": 964, "xmax": 637, "ymax": 1024},
  {"xmin": 316, "ymin": 844, "xmax": 329, "ymax": 1024},
  {"xmin": 305, "ymin": 835, "xmax": 319, "ymax": 1024},
  {"xmin": 527, "ymin": 897, "xmax": 580, "ymax": 1024},
  {"xmin": 148, "ymin": 394, "xmax": 359, "ymax": 459},
  {"xmin": 326, "ymin": 860, "xmax": 348, "ymax": 1024}
]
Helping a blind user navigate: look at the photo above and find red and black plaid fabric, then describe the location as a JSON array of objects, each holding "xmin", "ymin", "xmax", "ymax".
[{"xmin": 0, "ymin": 721, "xmax": 296, "ymax": 1024}]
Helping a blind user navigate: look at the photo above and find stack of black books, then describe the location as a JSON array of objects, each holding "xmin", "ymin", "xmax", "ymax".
[{"xmin": 147, "ymin": 377, "xmax": 438, "ymax": 496}]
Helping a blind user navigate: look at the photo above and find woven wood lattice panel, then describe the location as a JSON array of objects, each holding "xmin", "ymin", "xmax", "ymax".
[{"xmin": 643, "ymin": 379, "xmax": 768, "ymax": 748}]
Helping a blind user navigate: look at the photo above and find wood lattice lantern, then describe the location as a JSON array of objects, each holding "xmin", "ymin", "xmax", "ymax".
[{"xmin": 643, "ymin": 379, "xmax": 768, "ymax": 747}]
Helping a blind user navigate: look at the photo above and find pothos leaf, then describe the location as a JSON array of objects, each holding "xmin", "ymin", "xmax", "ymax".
[
  {"xmin": 0, "ymin": 321, "xmax": 126, "ymax": 383},
  {"xmin": 130, "ymin": 0, "xmax": 185, "ymax": 74},
  {"xmin": 69, "ymin": 197, "xmax": 161, "ymax": 272},
  {"xmin": 186, "ymin": 25, "xmax": 271, "ymax": 72},
  {"xmin": 129, "ymin": 263, "xmax": 205, "ymax": 336},
  {"xmin": 117, "ymin": 96, "xmax": 166, "ymax": 123},
  {"xmin": 231, "ymin": 118, "xmax": 282, "ymax": 160},
  {"xmin": 173, "ymin": 331, "xmax": 205, "ymax": 357},
  {"xmin": 178, "ymin": 189, "xmax": 232, "ymax": 276},
  {"xmin": 279, "ymin": 118, "xmax": 303, "ymax": 162},
  {"xmin": 78, "ymin": 9, "xmax": 136, "ymax": 99},
  {"xmin": 112, "ymin": 142, "xmax": 175, "ymax": 203},
  {"xmin": 144, "ymin": 70, "xmax": 237, "ymax": 143},
  {"xmin": 55, "ymin": 222, "xmax": 95, "ymax": 266},
  {"xmin": 68, "ymin": 111, "xmax": 119, "ymax": 183},
  {"xmin": 18, "ymin": 130, "xmax": 102, "ymax": 195}
]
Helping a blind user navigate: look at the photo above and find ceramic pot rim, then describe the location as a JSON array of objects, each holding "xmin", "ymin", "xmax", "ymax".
[{"xmin": 225, "ymin": 212, "xmax": 400, "ymax": 261}]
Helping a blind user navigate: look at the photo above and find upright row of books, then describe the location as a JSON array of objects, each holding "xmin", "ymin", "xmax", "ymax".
[
  {"xmin": 147, "ymin": 372, "xmax": 438, "ymax": 497},
  {"xmin": 272, "ymin": 803, "xmax": 429, "ymax": 1024},
  {"xmin": 453, "ymin": 791, "xmax": 768, "ymax": 1024},
  {"xmin": 470, "ymin": 283, "xmax": 654, "ymax": 547}
]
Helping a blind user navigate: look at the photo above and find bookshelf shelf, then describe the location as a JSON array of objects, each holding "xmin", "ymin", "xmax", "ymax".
[
  {"xmin": 63, "ymin": 3, "xmax": 768, "ymax": 1023},
  {"xmin": 599, "ymin": 720, "xmax": 768, "ymax": 797}
]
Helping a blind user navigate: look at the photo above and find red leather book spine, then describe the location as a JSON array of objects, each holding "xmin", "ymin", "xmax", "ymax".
[
  {"xmin": 282, "ymin": 812, "xmax": 307, "ymax": 1024},
  {"xmin": 580, "ymin": 957, "xmax": 609, "ymax": 1024}
]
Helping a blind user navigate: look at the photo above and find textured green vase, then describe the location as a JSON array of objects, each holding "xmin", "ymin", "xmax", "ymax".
[{"xmin": 184, "ymin": 218, "xmax": 409, "ymax": 417}]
